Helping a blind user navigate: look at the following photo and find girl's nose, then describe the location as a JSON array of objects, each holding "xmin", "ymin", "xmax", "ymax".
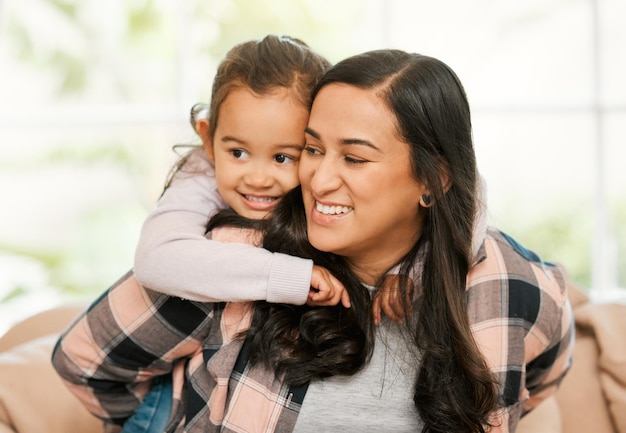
[{"xmin": 243, "ymin": 164, "xmax": 274, "ymax": 188}]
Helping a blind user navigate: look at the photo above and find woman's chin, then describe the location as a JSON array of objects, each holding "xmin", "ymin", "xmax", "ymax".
[{"xmin": 308, "ymin": 233, "xmax": 341, "ymax": 255}]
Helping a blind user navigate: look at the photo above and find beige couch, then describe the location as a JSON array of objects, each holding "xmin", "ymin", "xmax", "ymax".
[
  {"xmin": 519, "ymin": 285, "xmax": 626, "ymax": 433},
  {"xmin": 0, "ymin": 305, "xmax": 104, "ymax": 433},
  {"xmin": 0, "ymin": 284, "xmax": 624, "ymax": 433}
]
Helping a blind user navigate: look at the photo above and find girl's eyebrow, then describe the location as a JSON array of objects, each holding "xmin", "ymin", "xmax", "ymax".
[
  {"xmin": 221, "ymin": 135, "xmax": 245, "ymax": 145},
  {"xmin": 305, "ymin": 127, "xmax": 382, "ymax": 152},
  {"xmin": 276, "ymin": 143, "xmax": 305, "ymax": 151},
  {"xmin": 221, "ymin": 136, "xmax": 303, "ymax": 150}
]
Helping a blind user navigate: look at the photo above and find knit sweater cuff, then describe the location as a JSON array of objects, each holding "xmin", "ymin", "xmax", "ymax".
[{"xmin": 266, "ymin": 253, "xmax": 313, "ymax": 305}]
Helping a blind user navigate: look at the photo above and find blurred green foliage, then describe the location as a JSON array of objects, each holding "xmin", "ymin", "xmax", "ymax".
[
  {"xmin": 0, "ymin": 0, "xmax": 372, "ymax": 310},
  {"xmin": 498, "ymin": 208, "xmax": 592, "ymax": 289},
  {"xmin": 1, "ymin": 0, "xmax": 623, "ymax": 318}
]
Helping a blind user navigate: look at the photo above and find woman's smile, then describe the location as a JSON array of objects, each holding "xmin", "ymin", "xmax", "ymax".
[{"xmin": 315, "ymin": 200, "xmax": 353, "ymax": 216}]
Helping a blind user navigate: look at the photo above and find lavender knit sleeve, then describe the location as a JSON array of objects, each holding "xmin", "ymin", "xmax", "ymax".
[{"xmin": 133, "ymin": 147, "xmax": 312, "ymax": 305}]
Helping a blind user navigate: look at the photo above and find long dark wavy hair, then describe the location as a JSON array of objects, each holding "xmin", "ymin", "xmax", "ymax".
[
  {"xmin": 308, "ymin": 50, "xmax": 498, "ymax": 432},
  {"xmin": 206, "ymin": 189, "xmax": 375, "ymax": 386}
]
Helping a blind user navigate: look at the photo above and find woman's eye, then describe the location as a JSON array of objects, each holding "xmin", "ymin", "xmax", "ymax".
[
  {"xmin": 303, "ymin": 146, "xmax": 321, "ymax": 156},
  {"xmin": 274, "ymin": 154, "xmax": 295, "ymax": 164},
  {"xmin": 230, "ymin": 149, "xmax": 249, "ymax": 159},
  {"xmin": 345, "ymin": 156, "xmax": 368, "ymax": 164}
]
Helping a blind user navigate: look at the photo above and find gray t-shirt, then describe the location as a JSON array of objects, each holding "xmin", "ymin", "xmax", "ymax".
[{"xmin": 293, "ymin": 320, "xmax": 423, "ymax": 432}]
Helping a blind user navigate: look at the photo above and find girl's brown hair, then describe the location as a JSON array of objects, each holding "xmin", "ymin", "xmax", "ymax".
[
  {"xmin": 207, "ymin": 34, "xmax": 331, "ymax": 139},
  {"xmin": 166, "ymin": 35, "xmax": 330, "ymax": 190}
]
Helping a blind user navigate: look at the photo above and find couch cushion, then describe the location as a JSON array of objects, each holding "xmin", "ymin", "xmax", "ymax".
[
  {"xmin": 0, "ymin": 305, "xmax": 85, "ymax": 352},
  {"xmin": 517, "ymin": 395, "xmax": 562, "ymax": 433},
  {"xmin": 0, "ymin": 334, "xmax": 104, "ymax": 433},
  {"xmin": 574, "ymin": 302, "xmax": 626, "ymax": 433},
  {"xmin": 557, "ymin": 328, "xmax": 615, "ymax": 433}
]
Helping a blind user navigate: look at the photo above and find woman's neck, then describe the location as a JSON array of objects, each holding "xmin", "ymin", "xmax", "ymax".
[
  {"xmin": 346, "ymin": 236, "xmax": 420, "ymax": 286},
  {"xmin": 347, "ymin": 258, "xmax": 394, "ymax": 286}
]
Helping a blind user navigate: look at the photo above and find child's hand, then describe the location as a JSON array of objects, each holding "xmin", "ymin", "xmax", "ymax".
[
  {"xmin": 307, "ymin": 265, "xmax": 351, "ymax": 308},
  {"xmin": 371, "ymin": 275, "xmax": 414, "ymax": 325}
]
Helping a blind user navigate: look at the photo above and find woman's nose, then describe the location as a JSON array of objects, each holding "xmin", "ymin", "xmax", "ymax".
[{"xmin": 308, "ymin": 156, "xmax": 341, "ymax": 195}]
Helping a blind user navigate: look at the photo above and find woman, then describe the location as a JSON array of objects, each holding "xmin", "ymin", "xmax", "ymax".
[
  {"xmin": 244, "ymin": 49, "xmax": 574, "ymax": 432},
  {"xmin": 52, "ymin": 50, "xmax": 574, "ymax": 433}
]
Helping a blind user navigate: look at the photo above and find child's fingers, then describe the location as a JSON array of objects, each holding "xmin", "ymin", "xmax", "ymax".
[
  {"xmin": 307, "ymin": 285, "xmax": 349, "ymax": 308},
  {"xmin": 306, "ymin": 284, "xmax": 336, "ymax": 306},
  {"xmin": 377, "ymin": 275, "xmax": 409, "ymax": 323},
  {"xmin": 309, "ymin": 265, "xmax": 350, "ymax": 308},
  {"xmin": 372, "ymin": 294, "xmax": 382, "ymax": 325},
  {"xmin": 382, "ymin": 298, "xmax": 404, "ymax": 323},
  {"xmin": 373, "ymin": 287, "xmax": 405, "ymax": 324},
  {"xmin": 341, "ymin": 290, "xmax": 351, "ymax": 309},
  {"xmin": 306, "ymin": 289, "xmax": 323, "ymax": 305},
  {"xmin": 390, "ymin": 290, "xmax": 406, "ymax": 321},
  {"xmin": 325, "ymin": 271, "xmax": 350, "ymax": 308}
]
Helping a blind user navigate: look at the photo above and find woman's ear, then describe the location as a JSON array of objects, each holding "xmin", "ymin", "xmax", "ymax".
[
  {"xmin": 420, "ymin": 158, "xmax": 453, "ymax": 208},
  {"xmin": 195, "ymin": 119, "xmax": 213, "ymax": 159}
]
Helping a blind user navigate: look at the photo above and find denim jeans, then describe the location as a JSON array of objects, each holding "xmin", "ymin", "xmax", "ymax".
[{"xmin": 121, "ymin": 374, "xmax": 173, "ymax": 433}]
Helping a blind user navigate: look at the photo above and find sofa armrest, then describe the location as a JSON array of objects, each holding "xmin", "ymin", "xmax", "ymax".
[
  {"xmin": 516, "ymin": 396, "xmax": 562, "ymax": 433},
  {"xmin": 0, "ymin": 334, "xmax": 104, "ymax": 433},
  {"xmin": 0, "ymin": 304, "xmax": 86, "ymax": 353}
]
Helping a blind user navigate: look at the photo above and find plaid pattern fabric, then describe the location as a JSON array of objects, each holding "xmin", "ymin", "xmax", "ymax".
[
  {"xmin": 468, "ymin": 228, "xmax": 574, "ymax": 432},
  {"xmin": 53, "ymin": 274, "xmax": 305, "ymax": 433},
  {"xmin": 52, "ymin": 226, "xmax": 574, "ymax": 433}
]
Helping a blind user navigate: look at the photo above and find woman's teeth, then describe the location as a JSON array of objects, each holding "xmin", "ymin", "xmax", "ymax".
[{"xmin": 316, "ymin": 202, "xmax": 352, "ymax": 215}]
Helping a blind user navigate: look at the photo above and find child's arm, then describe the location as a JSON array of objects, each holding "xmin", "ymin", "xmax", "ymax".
[
  {"xmin": 210, "ymin": 227, "xmax": 351, "ymax": 308},
  {"xmin": 134, "ymin": 147, "xmax": 339, "ymax": 306}
]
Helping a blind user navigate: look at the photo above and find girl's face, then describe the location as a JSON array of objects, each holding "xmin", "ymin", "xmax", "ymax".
[
  {"xmin": 207, "ymin": 87, "xmax": 308, "ymax": 220},
  {"xmin": 300, "ymin": 83, "xmax": 428, "ymax": 285}
]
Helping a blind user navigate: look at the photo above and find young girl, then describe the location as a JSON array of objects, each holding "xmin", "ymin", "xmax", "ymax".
[
  {"xmin": 89, "ymin": 34, "xmax": 346, "ymax": 433},
  {"xmin": 131, "ymin": 35, "xmax": 348, "ymax": 308}
]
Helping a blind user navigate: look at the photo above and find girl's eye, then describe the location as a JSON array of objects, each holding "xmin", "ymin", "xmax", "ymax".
[
  {"xmin": 274, "ymin": 153, "xmax": 295, "ymax": 164},
  {"xmin": 230, "ymin": 149, "xmax": 249, "ymax": 159}
]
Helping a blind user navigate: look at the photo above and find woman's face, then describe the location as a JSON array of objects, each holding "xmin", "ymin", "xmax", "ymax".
[{"xmin": 299, "ymin": 83, "xmax": 428, "ymax": 284}]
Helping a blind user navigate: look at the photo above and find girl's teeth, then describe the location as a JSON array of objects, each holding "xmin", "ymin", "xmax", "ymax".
[
  {"xmin": 316, "ymin": 202, "xmax": 352, "ymax": 215},
  {"xmin": 246, "ymin": 195, "xmax": 277, "ymax": 202}
]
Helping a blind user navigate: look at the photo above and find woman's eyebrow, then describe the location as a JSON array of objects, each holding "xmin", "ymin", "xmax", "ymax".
[
  {"xmin": 340, "ymin": 138, "xmax": 382, "ymax": 152},
  {"xmin": 304, "ymin": 127, "xmax": 320, "ymax": 139},
  {"xmin": 305, "ymin": 127, "xmax": 381, "ymax": 151}
]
